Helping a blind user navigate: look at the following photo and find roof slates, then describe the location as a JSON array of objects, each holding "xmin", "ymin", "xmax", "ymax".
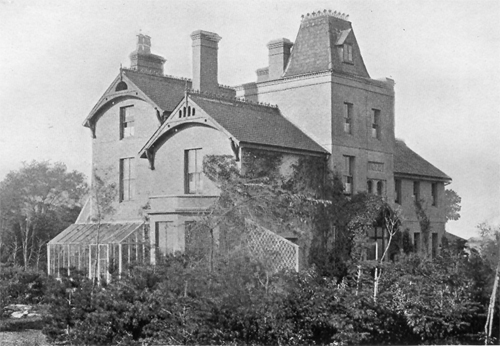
[
  {"xmin": 190, "ymin": 95, "xmax": 327, "ymax": 154},
  {"xmin": 394, "ymin": 140, "xmax": 451, "ymax": 180}
]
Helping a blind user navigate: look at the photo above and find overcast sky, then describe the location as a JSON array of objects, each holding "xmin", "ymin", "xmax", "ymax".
[{"xmin": 0, "ymin": 0, "xmax": 498, "ymax": 239}]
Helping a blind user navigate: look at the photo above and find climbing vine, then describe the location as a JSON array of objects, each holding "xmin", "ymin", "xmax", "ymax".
[{"xmin": 414, "ymin": 199, "xmax": 431, "ymax": 256}]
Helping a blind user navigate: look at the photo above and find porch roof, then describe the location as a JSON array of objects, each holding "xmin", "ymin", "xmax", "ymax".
[{"xmin": 49, "ymin": 222, "xmax": 144, "ymax": 245}]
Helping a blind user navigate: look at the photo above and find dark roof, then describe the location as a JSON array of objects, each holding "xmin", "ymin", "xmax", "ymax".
[
  {"xmin": 394, "ymin": 139, "xmax": 451, "ymax": 180},
  {"xmin": 84, "ymin": 69, "xmax": 236, "ymax": 127},
  {"xmin": 189, "ymin": 93, "xmax": 328, "ymax": 154},
  {"xmin": 284, "ymin": 14, "xmax": 369, "ymax": 78},
  {"xmin": 124, "ymin": 69, "xmax": 236, "ymax": 112},
  {"xmin": 49, "ymin": 222, "xmax": 144, "ymax": 245},
  {"xmin": 124, "ymin": 69, "xmax": 191, "ymax": 112}
]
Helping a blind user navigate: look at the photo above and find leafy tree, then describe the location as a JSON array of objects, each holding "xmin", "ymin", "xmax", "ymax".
[
  {"xmin": 476, "ymin": 222, "xmax": 500, "ymax": 343},
  {"xmin": 444, "ymin": 188, "xmax": 462, "ymax": 221},
  {"xmin": 0, "ymin": 161, "xmax": 87, "ymax": 270}
]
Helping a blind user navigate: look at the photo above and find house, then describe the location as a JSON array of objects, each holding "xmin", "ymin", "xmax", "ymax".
[{"xmin": 48, "ymin": 10, "xmax": 451, "ymax": 277}]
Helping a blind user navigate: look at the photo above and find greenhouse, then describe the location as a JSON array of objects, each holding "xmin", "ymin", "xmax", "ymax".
[{"xmin": 47, "ymin": 222, "xmax": 149, "ymax": 281}]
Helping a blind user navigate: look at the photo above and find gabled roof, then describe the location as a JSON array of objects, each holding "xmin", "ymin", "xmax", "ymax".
[
  {"xmin": 140, "ymin": 91, "xmax": 328, "ymax": 158},
  {"xmin": 284, "ymin": 12, "xmax": 369, "ymax": 78},
  {"xmin": 190, "ymin": 94, "xmax": 327, "ymax": 153},
  {"xmin": 123, "ymin": 69, "xmax": 192, "ymax": 112},
  {"xmin": 83, "ymin": 69, "xmax": 236, "ymax": 127},
  {"xmin": 49, "ymin": 222, "xmax": 144, "ymax": 245},
  {"xmin": 394, "ymin": 139, "xmax": 451, "ymax": 181}
]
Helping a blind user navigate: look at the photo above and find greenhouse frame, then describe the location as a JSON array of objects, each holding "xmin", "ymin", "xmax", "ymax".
[{"xmin": 47, "ymin": 222, "xmax": 150, "ymax": 281}]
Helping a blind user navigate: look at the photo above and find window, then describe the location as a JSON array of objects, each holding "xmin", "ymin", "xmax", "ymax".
[
  {"xmin": 431, "ymin": 233, "xmax": 438, "ymax": 258},
  {"xmin": 155, "ymin": 221, "xmax": 180, "ymax": 255},
  {"xmin": 343, "ymin": 155, "xmax": 354, "ymax": 195},
  {"xmin": 343, "ymin": 44, "xmax": 353, "ymax": 62},
  {"xmin": 413, "ymin": 181, "xmax": 420, "ymax": 200},
  {"xmin": 344, "ymin": 103, "xmax": 353, "ymax": 134},
  {"xmin": 120, "ymin": 106, "xmax": 134, "ymax": 139},
  {"xmin": 395, "ymin": 179, "xmax": 402, "ymax": 204},
  {"xmin": 376, "ymin": 181, "xmax": 384, "ymax": 196},
  {"xmin": 431, "ymin": 183, "xmax": 438, "ymax": 206},
  {"xmin": 414, "ymin": 232, "xmax": 421, "ymax": 253},
  {"xmin": 367, "ymin": 180, "xmax": 373, "ymax": 194},
  {"xmin": 371, "ymin": 109, "xmax": 380, "ymax": 139},
  {"xmin": 185, "ymin": 149, "xmax": 203, "ymax": 194},
  {"xmin": 119, "ymin": 158, "xmax": 135, "ymax": 201}
]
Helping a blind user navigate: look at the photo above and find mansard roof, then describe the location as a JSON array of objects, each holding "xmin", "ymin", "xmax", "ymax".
[
  {"xmin": 139, "ymin": 91, "xmax": 328, "ymax": 160},
  {"xmin": 284, "ymin": 11, "xmax": 369, "ymax": 78},
  {"xmin": 394, "ymin": 139, "xmax": 451, "ymax": 181}
]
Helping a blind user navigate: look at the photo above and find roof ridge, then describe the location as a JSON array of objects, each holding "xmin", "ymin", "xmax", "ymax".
[
  {"xmin": 122, "ymin": 67, "xmax": 234, "ymax": 90},
  {"xmin": 187, "ymin": 89, "xmax": 279, "ymax": 109}
]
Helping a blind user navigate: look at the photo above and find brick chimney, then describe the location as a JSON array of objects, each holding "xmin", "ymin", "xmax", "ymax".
[
  {"xmin": 190, "ymin": 30, "xmax": 221, "ymax": 93},
  {"xmin": 267, "ymin": 38, "xmax": 293, "ymax": 80},
  {"xmin": 129, "ymin": 34, "xmax": 166, "ymax": 75}
]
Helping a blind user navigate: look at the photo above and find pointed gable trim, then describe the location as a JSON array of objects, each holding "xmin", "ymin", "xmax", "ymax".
[
  {"xmin": 137, "ymin": 95, "xmax": 232, "ymax": 169},
  {"xmin": 82, "ymin": 72, "xmax": 165, "ymax": 133}
]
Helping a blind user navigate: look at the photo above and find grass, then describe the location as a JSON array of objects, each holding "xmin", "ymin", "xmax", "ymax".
[{"xmin": 0, "ymin": 329, "xmax": 48, "ymax": 346}]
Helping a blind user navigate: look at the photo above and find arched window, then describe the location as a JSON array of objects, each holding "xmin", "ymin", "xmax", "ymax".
[
  {"xmin": 377, "ymin": 181, "xmax": 384, "ymax": 196},
  {"xmin": 115, "ymin": 81, "xmax": 128, "ymax": 91},
  {"xmin": 367, "ymin": 180, "xmax": 373, "ymax": 194}
]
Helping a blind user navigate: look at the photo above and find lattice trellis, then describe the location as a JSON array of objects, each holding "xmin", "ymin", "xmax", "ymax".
[{"xmin": 245, "ymin": 219, "xmax": 299, "ymax": 272}]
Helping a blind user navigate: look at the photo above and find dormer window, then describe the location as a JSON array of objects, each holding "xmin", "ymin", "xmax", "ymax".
[{"xmin": 343, "ymin": 44, "xmax": 353, "ymax": 63}]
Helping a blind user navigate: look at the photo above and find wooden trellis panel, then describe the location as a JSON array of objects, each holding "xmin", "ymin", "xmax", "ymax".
[{"xmin": 245, "ymin": 220, "xmax": 299, "ymax": 272}]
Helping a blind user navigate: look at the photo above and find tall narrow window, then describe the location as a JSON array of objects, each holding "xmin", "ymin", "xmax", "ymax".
[
  {"xmin": 185, "ymin": 148, "xmax": 203, "ymax": 194},
  {"xmin": 395, "ymin": 179, "xmax": 402, "ymax": 204},
  {"xmin": 119, "ymin": 158, "xmax": 135, "ymax": 201},
  {"xmin": 120, "ymin": 106, "xmax": 134, "ymax": 139},
  {"xmin": 431, "ymin": 233, "xmax": 438, "ymax": 258},
  {"xmin": 344, "ymin": 103, "xmax": 353, "ymax": 134},
  {"xmin": 413, "ymin": 181, "xmax": 420, "ymax": 200},
  {"xmin": 414, "ymin": 232, "xmax": 421, "ymax": 253},
  {"xmin": 372, "ymin": 109, "xmax": 380, "ymax": 139},
  {"xmin": 431, "ymin": 183, "xmax": 438, "ymax": 206},
  {"xmin": 343, "ymin": 44, "xmax": 353, "ymax": 62},
  {"xmin": 343, "ymin": 155, "xmax": 354, "ymax": 195},
  {"xmin": 367, "ymin": 180, "xmax": 373, "ymax": 194},
  {"xmin": 377, "ymin": 181, "xmax": 384, "ymax": 196}
]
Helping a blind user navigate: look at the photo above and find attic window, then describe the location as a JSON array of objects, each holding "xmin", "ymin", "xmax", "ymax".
[
  {"xmin": 115, "ymin": 81, "xmax": 128, "ymax": 91},
  {"xmin": 343, "ymin": 44, "xmax": 353, "ymax": 63}
]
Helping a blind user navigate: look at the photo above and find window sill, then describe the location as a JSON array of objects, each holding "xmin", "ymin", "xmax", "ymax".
[{"xmin": 343, "ymin": 60, "xmax": 354, "ymax": 65}]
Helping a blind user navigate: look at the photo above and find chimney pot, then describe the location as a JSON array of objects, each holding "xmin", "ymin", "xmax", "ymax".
[{"xmin": 129, "ymin": 34, "xmax": 166, "ymax": 75}]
